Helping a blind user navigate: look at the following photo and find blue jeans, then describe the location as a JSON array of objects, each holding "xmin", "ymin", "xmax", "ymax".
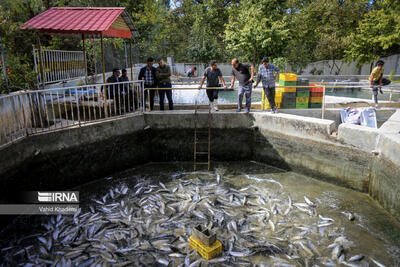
[
  {"xmin": 238, "ymin": 83, "xmax": 252, "ymax": 109},
  {"xmin": 158, "ymin": 82, "xmax": 173, "ymax": 110}
]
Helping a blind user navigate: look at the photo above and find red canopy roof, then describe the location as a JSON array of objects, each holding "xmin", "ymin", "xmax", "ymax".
[{"xmin": 21, "ymin": 7, "xmax": 137, "ymax": 39}]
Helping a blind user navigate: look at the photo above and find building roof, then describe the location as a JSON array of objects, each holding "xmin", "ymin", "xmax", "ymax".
[{"xmin": 21, "ymin": 7, "xmax": 138, "ymax": 39}]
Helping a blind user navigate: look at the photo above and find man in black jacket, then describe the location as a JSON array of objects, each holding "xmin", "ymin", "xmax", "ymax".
[
  {"xmin": 138, "ymin": 58, "xmax": 157, "ymax": 111},
  {"xmin": 120, "ymin": 69, "xmax": 137, "ymax": 111},
  {"xmin": 105, "ymin": 68, "xmax": 123, "ymax": 114}
]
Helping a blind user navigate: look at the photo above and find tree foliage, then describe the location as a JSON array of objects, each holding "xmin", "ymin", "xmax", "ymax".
[
  {"xmin": 225, "ymin": 0, "xmax": 289, "ymax": 66},
  {"xmin": 1, "ymin": 0, "xmax": 400, "ymax": 92},
  {"xmin": 344, "ymin": 0, "xmax": 400, "ymax": 65}
]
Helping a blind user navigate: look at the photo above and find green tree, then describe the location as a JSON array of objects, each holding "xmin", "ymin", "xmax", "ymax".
[
  {"xmin": 224, "ymin": 0, "xmax": 289, "ymax": 66},
  {"xmin": 345, "ymin": 0, "xmax": 400, "ymax": 67},
  {"xmin": 285, "ymin": 0, "xmax": 371, "ymax": 72},
  {"xmin": 186, "ymin": 0, "xmax": 231, "ymax": 63}
]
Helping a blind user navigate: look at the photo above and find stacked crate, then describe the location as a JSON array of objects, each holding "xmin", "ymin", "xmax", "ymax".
[
  {"xmin": 279, "ymin": 73, "xmax": 297, "ymax": 109},
  {"xmin": 296, "ymin": 79, "xmax": 310, "ymax": 109},
  {"xmin": 309, "ymin": 83, "xmax": 323, "ymax": 108}
]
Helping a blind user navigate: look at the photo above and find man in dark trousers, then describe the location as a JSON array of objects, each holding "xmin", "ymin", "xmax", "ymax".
[
  {"xmin": 120, "ymin": 68, "xmax": 137, "ymax": 111},
  {"xmin": 230, "ymin": 58, "xmax": 254, "ymax": 113},
  {"xmin": 198, "ymin": 60, "xmax": 227, "ymax": 111},
  {"xmin": 156, "ymin": 57, "xmax": 173, "ymax": 110},
  {"xmin": 105, "ymin": 68, "xmax": 123, "ymax": 114},
  {"xmin": 138, "ymin": 58, "xmax": 157, "ymax": 111},
  {"xmin": 254, "ymin": 57, "xmax": 280, "ymax": 113},
  {"xmin": 369, "ymin": 60, "xmax": 391, "ymax": 109}
]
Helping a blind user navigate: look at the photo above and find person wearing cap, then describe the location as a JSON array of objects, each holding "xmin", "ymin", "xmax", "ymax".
[
  {"xmin": 230, "ymin": 58, "xmax": 254, "ymax": 113},
  {"xmin": 254, "ymin": 57, "xmax": 280, "ymax": 113},
  {"xmin": 369, "ymin": 60, "xmax": 391, "ymax": 109},
  {"xmin": 138, "ymin": 58, "xmax": 157, "ymax": 111},
  {"xmin": 156, "ymin": 57, "xmax": 173, "ymax": 110},
  {"xmin": 198, "ymin": 60, "xmax": 227, "ymax": 111}
]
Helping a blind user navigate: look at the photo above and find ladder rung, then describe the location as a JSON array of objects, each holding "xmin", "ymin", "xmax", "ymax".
[
  {"xmin": 196, "ymin": 152, "xmax": 208, "ymax": 154},
  {"xmin": 194, "ymin": 142, "xmax": 209, "ymax": 144},
  {"xmin": 196, "ymin": 131, "xmax": 209, "ymax": 133},
  {"xmin": 196, "ymin": 162, "xmax": 209, "ymax": 165}
]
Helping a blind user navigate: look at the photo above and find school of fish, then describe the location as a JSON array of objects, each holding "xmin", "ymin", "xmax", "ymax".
[{"xmin": 0, "ymin": 170, "xmax": 388, "ymax": 266}]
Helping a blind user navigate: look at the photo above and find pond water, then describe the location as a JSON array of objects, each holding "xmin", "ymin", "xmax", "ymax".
[
  {"xmin": 168, "ymin": 85, "xmax": 399, "ymax": 105},
  {"xmin": 1, "ymin": 161, "xmax": 399, "ymax": 266}
]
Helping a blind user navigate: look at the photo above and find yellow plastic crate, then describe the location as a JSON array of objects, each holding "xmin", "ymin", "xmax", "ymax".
[
  {"xmin": 296, "ymin": 97, "xmax": 309, "ymax": 103},
  {"xmin": 189, "ymin": 235, "xmax": 222, "ymax": 260},
  {"xmin": 310, "ymin": 97, "xmax": 323, "ymax": 103},
  {"xmin": 279, "ymin": 73, "xmax": 297, "ymax": 81},
  {"xmin": 261, "ymin": 90, "xmax": 282, "ymax": 109},
  {"xmin": 280, "ymin": 86, "xmax": 296, "ymax": 93}
]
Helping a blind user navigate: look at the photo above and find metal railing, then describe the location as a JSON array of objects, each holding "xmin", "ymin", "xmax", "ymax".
[
  {"xmin": 1, "ymin": 81, "xmax": 400, "ymax": 148},
  {"xmin": 33, "ymin": 49, "xmax": 86, "ymax": 85},
  {"xmin": 0, "ymin": 80, "xmax": 144, "ymax": 147}
]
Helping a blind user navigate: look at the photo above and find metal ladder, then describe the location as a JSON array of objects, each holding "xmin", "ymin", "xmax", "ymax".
[{"xmin": 193, "ymin": 100, "xmax": 211, "ymax": 171}]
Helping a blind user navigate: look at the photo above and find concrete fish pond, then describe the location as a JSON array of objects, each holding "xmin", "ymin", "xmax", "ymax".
[{"xmin": 1, "ymin": 162, "xmax": 399, "ymax": 266}]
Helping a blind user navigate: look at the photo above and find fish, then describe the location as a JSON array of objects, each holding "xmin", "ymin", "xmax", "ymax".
[
  {"xmin": 348, "ymin": 254, "xmax": 364, "ymax": 262},
  {"xmin": 342, "ymin": 262, "xmax": 362, "ymax": 267},
  {"xmin": 216, "ymin": 173, "xmax": 221, "ymax": 184},
  {"xmin": 188, "ymin": 259, "xmax": 201, "ymax": 267},
  {"xmin": 228, "ymin": 251, "xmax": 250, "ymax": 257},
  {"xmin": 157, "ymin": 258, "xmax": 170, "ymax": 266},
  {"xmin": 264, "ymin": 178, "xmax": 283, "ymax": 189},
  {"xmin": 370, "ymin": 258, "xmax": 386, "ymax": 267},
  {"xmin": 1, "ymin": 171, "xmax": 375, "ymax": 267},
  {"xmin": 318, "ymin": 222, "xmax": 334, "ymax": 228},
  {"xmin": 319, "ymin": 215, "xmax": 334, "ymax": 222},
  {"xmin": 268, "ymin": 220, "xmax": 276, "ymax": 232},
  {"xmin": 304, "ymin": 196, "xmax": 316, "ymax": 207},
  {"xmin": 169, "ymin": 253, "xmax": 185, "ymax": 258},
  {"xmin": 331, "ymin": 245, "xmax": 344, "ymax": 260}
]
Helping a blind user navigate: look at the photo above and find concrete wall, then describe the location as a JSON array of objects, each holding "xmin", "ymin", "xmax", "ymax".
[
  {"xmin": 0, "ymin": 111, "xmax": 399, "ymax": 219},
  {"xmin": 297, "ymin": 54, "xmax": 400, "ymax": 76},
  {"xmin": 337, "ymin": 110, "xmax": 400, "ymax": 217}
]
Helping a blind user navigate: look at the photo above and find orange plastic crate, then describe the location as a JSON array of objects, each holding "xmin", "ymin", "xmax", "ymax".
[{"xmin": 310, "ymin": 84, "xmax": 324, "ymax": 92}]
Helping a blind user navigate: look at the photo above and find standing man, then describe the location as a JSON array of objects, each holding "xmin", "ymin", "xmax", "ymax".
[
  {"xmin": 120, "ymin": 69, "xmax": 136, "ymax": 111},
  {"xmin": 230, "ymin": 58, "xmax": 254, "ymax": 113},
  {"xmin": 105, "ymin": 68, "xmax": 122, "ymax": 114},
  {"xmin": 198, "ymin": 60, "xmax": 227, "ymax": 111},
  {"xmin": 156, "ymin": 57, "xmax": 173, "ymax": 110},
  {"xmin": 254, "ymin": 57, "xmax": 280, "ymax": 113},
  {"xmin": 138, "ymin": 58, "xmax": 157, "ymax": 111},
  {"xmin": 369, "ymin": 60, "xmax": 391, "ymax": 109}
]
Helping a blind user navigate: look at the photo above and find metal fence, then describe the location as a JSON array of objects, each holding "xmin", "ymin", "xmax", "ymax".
[
  {"xmin": 1, "ymin": 79, "xmax": 400, "ymax": 148},
  {"xmin": 33, "ymin": 48, "xmax": 86, "ymax": 85},
  {"xmin": 0, "ymin": 80, "xmax": 144, "ymax": 147}
]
